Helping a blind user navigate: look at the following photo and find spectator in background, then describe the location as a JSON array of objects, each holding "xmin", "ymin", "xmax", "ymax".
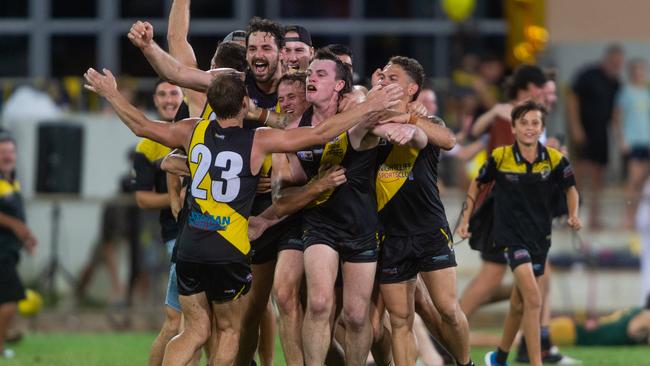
[
  {"xmin": 416, "ymin": 85, "xmax": 438, "ymax": 115},
  {"xmin": 0, "ymin": 133, "xmax": 37, "ymax": 359},
  {"xmin": 567, "ymin": 44, "xmax": 624, "ymax": 229},
  {"xmin": 614, "ymin": 58, "xmax": 650, "ymax": 229}
]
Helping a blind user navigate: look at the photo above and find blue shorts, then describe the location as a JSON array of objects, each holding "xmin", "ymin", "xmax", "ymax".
[{"xmin": 164, "ymin": 239, "xmax": 181, "ymax": 312}]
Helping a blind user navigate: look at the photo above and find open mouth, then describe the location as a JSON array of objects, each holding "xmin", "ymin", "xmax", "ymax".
[
  {"xmin": 306, "ymin": 84, "xmax": 317, "ymax": 93},
  {"xmin": 253, "ymin": 60, "xmax": 269, "ymax": 75}
]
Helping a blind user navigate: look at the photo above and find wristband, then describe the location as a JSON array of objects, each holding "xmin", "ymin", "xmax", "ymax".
[{"xmin": 408, "ymin": 113, "xmax": 418, "ymax": 125}]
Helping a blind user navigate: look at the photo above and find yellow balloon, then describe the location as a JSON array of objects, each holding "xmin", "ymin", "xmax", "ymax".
[
  {"xmin": 18, "ymin": 289, "xmax": 43, "ymax": 317},
  {"xmin": 442, "ymin": 0, "xmax": 476, "ymax": 22}
]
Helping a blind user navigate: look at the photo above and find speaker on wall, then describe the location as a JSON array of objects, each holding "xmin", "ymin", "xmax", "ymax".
[{"xmin": 36, "ymin": 122, "xmax": 83, "ymax": 194}]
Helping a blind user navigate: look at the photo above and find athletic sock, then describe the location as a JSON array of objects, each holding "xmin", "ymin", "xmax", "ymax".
[
  {"xmin": 540, "ymin": 326, "xmax": 552, "ymax": 351},
  {"xmin": 495, "ymin": 348, "xmax": 509, "ymax": 364}
]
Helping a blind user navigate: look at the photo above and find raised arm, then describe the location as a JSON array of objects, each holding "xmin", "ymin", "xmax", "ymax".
[
  {"xmin": 167, "ymin": 0, "xmax": 207, "ymax": 117},
  {"xmin": 84, "ymin": 67, "xmax": 195, "ymax": 150},
  {"xmin": 253, "ymin": 83, "xmax": 403, "ymax": 161},
  {"xmin": 129, "ymin": 21, "xmax": 213, "ymax": 93}
]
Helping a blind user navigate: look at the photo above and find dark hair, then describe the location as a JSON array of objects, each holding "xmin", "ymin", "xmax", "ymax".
[
  {"xmin": 507, "ymin": 64, "xmax": 546, "ymax": 100},
  {"xmin": 211, "ymin": 42, "xmax": 247, "ymax": 72},
  {"xmin": 388, "ymin": 55, "xmax": 425, "ymax": 100},
  {"xmin": 278, "ymin": 71, "xmax": 308, "ymax": 89},
  {"xmin": 153, "ymin": 79, "xmax": 168, "ymax": 92},
  {"xmin": 543, "ymin": 67, "xmax": 557, "ymax": 82},
  {"xmin": 312, "ymin": 49, "xmax": 353, "ymax": 96},
  {"xmin": 0, "ymin": 131, "xmax": 15, "ymax": 145},
  {"xmin": 511, "ymin": 100, "xmax": 547, "ymax": 127},
  {"xmin": 246, "ymin": 17, "xmax": 284, "ymax": 49},
  {"xmin": 207, "ymin": 72, "xmax": 247, "ymax": 120},
  {"xmin": 323, "ymin": 44, "xmax": 353, "ymax": 63}
]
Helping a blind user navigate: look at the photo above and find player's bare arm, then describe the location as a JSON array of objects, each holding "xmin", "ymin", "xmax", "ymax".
[{"xmin": 84, "ymin": 67, "xmax": 196, "ymax": 151}]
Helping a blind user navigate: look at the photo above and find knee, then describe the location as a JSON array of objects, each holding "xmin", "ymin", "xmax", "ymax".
[
  {"xmin": 343, "ymin": 305, "xmax": 369, "ymax": 332},
  {"xmin": 388, "ymin": 310, "xmax": 413, "ymax": 332},
  {"xmin": 187, "ymin": 320, "xmax": 211, "ymax": 344},
  {"xmin": 161, "ymin": 311, "xmax": 181, "ymax": 335},
  {"xmin": 509, "ymin": 295, "xmax": 525, "ymax": 315},
  {"xmin": 307, "ymin": 293, "xmax": 333, "ymax": 319},
  {"xmin": 273, "ymin": 283, "xmax": 299, "ymax": 315},
  {"xmin": 438, "ymin": 301, "xmax": 461, "ymax": 326},
  {"xmin": 522, "ymin": 292, "xmax": 542, "ymax": 312}
]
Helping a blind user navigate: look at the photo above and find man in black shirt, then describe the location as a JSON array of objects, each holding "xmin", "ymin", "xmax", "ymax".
[
  {"xmin": 0, "ymin": 133, "xmax": 36, "ymax": 359},
  {"xmin": 567, "ymin": 44, "xmax": 624, "ymax": 229}
]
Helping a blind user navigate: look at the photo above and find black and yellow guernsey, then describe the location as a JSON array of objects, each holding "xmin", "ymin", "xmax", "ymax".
[
  {"xmin": 376, "ymin": 141, "xmax": 448, "ymax": 235},
  {"xmin": 0, "ymin": 176, "xmax": 25, "ymax": 258},
  {"xmin": 177, "ymin": 119, "xmax": 260, "ymax": 264},
  {"xmin": 303, "ymin": 123, "xmax": 378, "ymax": 240},
  {"xmin": 133, "ymin": 138, "xmax": 179, "ymax": 242}
]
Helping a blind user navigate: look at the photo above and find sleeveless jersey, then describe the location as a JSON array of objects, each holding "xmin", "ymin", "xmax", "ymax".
[
  {"xmin": 376, "ymin": 141, "xmax": 448, "ymax": 236},
  {"xmin": 177, "ymin": 120, "xmax": 259, "ymax": 264},
  {"xmin": 303, "ymin": 131, "xmax": 378, "ymax": 240},
  {"xmin": 295, "ymin": 107, "xmax": 324, "ymax": 178}
]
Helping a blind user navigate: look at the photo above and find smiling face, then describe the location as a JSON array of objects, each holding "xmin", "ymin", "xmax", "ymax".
[
  {"xmin": 246, "ymin": 31, "xmax": 280, "ymax": 83},
  {"xmin": 543, "ymin": 80, "xmax": 557, "ymax": 111},
  {"xmin": 0, "ymin": 141, "xmax": 16, "ymax": 177},
  {"xmin": 278, "ymin": 80, "xmax": 309, "ymax": 116},
  {"xmin": 153, "ymin": 82, "xmax": 183, "ymax": 121},
  {"xmin": 306, "ymin": 59, "xmax": 344, "ymax": 106},
  {"xmin": 282, "ymin": 31, "xmax": 313, "ymax": 72},
  {"xmin": 512, "ymin": 109, "xmax": 545, "ymax": 147}
]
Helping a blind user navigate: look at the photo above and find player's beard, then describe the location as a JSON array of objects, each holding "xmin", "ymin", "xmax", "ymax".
[{"xmin": 252, "ymin": 57, "xmax": 279, "ymax": 84}]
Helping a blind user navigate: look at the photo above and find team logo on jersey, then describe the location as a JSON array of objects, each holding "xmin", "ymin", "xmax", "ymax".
[
  {"xmin": 188, "ymin": 210, "xmax": 231, "ymax": 231},
  {"xmin": 297, "ymin": 151, "xmax": 314, "ymax": 161},
  {"xmin": 214, "ymin": 133, "xmax": 225, "ymax": 140},
  {"xmin": 540, "ymin": 166, "xmax": 551, "ymax": 180}
]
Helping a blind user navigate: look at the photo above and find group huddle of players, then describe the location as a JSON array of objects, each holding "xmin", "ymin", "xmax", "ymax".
[{"xmin": 82, "ymin": 1, "xmax": 585, "ymax": 366}]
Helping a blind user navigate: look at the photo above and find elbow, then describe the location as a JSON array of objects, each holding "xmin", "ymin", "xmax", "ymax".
[
  {"xmin": 443, "ymin": 133, "xmax": 457, "ymax": 151},
  {"xmin": 134, "ymin": 194, "xmax": 148, "ymax": 209}
]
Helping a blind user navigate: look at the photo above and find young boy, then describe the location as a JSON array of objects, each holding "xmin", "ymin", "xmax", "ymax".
[{"xmin": 457, "ymin": 100, "xmax": 581, "ymax": 366}]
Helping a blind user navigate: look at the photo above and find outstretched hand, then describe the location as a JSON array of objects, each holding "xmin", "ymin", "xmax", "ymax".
[
  {"xmin": 83, "ymin": 68, "xmax": 118, "ymax": 98},
  {"xmin": 128, "ymin": 21, "xmax": 154, "ymax": 49}
]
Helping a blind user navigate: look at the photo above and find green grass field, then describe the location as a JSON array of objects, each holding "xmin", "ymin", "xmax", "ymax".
[{"xmin": 5, "ymin": 332, "xmax": 648, "ymax": 365}]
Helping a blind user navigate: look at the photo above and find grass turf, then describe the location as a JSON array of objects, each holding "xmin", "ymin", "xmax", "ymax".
[{"xmin": 4, "ymin": 332, "xmax": 648, "ymax": 365}]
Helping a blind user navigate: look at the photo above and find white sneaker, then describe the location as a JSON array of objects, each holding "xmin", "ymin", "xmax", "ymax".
[
  {"xmin": 1, "ymin": 348, "xmax": 15, "ymax": 359},
  {"xmin": 549, "ymin": 346, "xmax": 582, "ymax": 365}
]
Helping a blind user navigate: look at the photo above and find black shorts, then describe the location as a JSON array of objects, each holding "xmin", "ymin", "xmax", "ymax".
[
  {"xmin": 250, "ymin": 222, "xmax": 283, "ymax": 265},
  {"xmin": 303, "ymin": 226, "xmax": 379, "ymax": 263},
  {"xmin": 481, "ymin": 243, "xmax": 508, "ymax": 264},
  {"xmin": 378, "ymin": 228, "xmax": 457, "ymax": 284},
  {"xmin": 627, "ymin": 145, "xmax": 650, "ymax": 161},
  {"xmin": 277, "ymin": 220, "xmax": 304, "ymax": 252},
  {"xmin": 176, "ymin": 260, "xmax": 252, "ymax": 303},
  {"xmin": 0, "ymin": 254, "xmax": 25, "ymax": 304},
  {"xmin": 578, "ymin": 135, "xmax": 608, "ymax": 166},
  {"xmin": 504, "ymin": 247, "xmax": 547, "ymax": 277}
]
